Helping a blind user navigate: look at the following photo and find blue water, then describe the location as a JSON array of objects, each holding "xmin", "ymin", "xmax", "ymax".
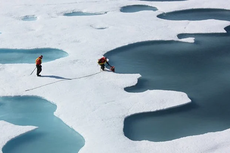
[
  {"xmin": 64, "ymin": 11, "xmax": 106, "ymax": 16},
  {"xmin": 0, "ymin": 48, "xmax": 68, "ymax": 64},
  {"xmin": 157, "ymin": 9, "xmax": 230, "ymax": 21},
  {"xmin": 22, "ymin": 15, "xmax": 37, "ymax": 21},
  {"xmin": 105, "ymin": 25, "xmax": 230, "ymax": 141},
  {"xmin": 0, "ymin": 96, "xmax": 84, "ymax": 153},
  {"xmin": 120, "ymin": 5, "xmax": 157, "ymax": 13}
]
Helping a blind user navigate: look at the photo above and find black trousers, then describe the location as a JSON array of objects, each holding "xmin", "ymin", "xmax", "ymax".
[
  {"xmin": 100, "ymin": 64, "xmax": 105, "ymax": 71},
  {"xmin": 36, "ymin": 65, "xmax": 42, "ymax": 75}
]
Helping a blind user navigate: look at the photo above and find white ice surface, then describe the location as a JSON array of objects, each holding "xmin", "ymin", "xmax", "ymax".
[{"xmin": 1, "ymin": 0, "xmax": 230, "ymax": 152}]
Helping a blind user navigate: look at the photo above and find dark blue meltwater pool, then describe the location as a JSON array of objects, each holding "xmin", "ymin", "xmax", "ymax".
[
  {"xmin": 105, "ymin": 26, "xmax": 230, "ymax": 141},
  {"xmin": 157, "ymin": 8, "xmax": 230, "ymax": 21},
  {"xmin": 120, "ymin": 5, "xmax": 157, "ymax": 13}
]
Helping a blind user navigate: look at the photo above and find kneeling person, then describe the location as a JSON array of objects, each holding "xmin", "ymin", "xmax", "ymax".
[{"xmin": 98, "ymin": 56, "xmax": 112, "ymax": 71}]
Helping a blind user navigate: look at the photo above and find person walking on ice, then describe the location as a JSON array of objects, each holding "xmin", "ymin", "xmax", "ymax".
[
  {"xmin": 98, "ymin": 56, "xmax": 115, "ymax": 72},
  {"xmin": 36, "ymin": 55, "xmax": 43, "ymax": 76}
]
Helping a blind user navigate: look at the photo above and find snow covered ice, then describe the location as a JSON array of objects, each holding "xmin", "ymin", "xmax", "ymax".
[{"xmin": 1, "ymin": 0, "xmax": 230, "ymax": 153}]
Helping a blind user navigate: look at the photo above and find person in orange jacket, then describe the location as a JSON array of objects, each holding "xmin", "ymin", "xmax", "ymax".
[
  {"xmin": 98, "ymin": 56, "xmax": 115, "ymax": 72},
  {"xmin": 36, "ymin": 55, "xmax": 43, "ymax": 76}
]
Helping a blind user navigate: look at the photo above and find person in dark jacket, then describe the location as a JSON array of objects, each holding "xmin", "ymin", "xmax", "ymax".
[{"xmin": 35, "ymin": 55, "xmax": 43, "ymax": 76}]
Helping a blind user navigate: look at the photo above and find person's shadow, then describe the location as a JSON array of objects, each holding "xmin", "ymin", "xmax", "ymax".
[
  {"xmin": 25, "ymin": 75, "xmax": 72, "ymax": 91},
  {"xmin": 40, "ymin": 75, "xmax": 71, "ymax": 80}
]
